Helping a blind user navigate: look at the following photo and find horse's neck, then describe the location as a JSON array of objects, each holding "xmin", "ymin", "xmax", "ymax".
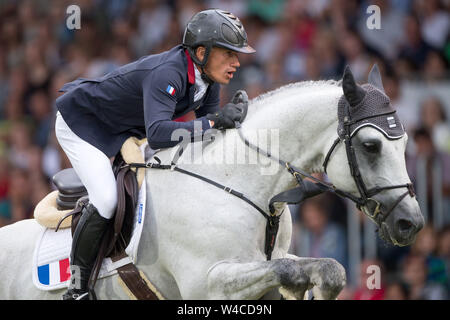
[
  {"xmin": 183, "ymin": 82, "xmax": 342, "ymax": 210},
  {"xmin": 242, "ymin": 83, "xmax": 341, "ymax": 171}
]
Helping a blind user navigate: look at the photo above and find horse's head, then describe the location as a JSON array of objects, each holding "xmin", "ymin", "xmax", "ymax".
[{"xmin": 324, "ymin": 65, "xmax": 424, "ymax": 246}]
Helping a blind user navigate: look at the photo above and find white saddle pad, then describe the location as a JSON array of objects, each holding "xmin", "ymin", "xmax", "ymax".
[{"xmin": 32, "ymin": 144, "xmax": 148, "ymax": 291}]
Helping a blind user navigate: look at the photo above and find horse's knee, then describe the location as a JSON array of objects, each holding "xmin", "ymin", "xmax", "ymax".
[
  {"xmin": 315, "ymin": 258, "xmax": 346, "ymax": 296},
  {"xmin": 272, "ymin": 258, "xmax": 309, "ymax": 290}
]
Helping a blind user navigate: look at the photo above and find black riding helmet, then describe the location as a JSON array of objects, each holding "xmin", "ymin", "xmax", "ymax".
[{"xmin": 183, "ymin": 9, "xmax": 255, "ymax": 69}]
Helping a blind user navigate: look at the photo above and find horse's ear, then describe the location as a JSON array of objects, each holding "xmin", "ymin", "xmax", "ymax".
[
  {"xmin": 368, "ymin": 64, "xmax": 385, "ymax": 93},
  {"xmin": 342, "ymin": 66, "xmax": 366, "ymax": 107}
]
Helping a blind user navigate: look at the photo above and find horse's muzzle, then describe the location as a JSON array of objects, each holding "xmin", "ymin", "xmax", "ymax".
[{"xmin": 387, "ymin": 206, "xmax": 424, "ymax": 246}]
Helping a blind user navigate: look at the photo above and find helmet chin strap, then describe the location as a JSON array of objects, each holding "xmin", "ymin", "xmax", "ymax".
[
  {"xmin": 200, "ymin": 66, "xmax": 214, "ymax": 85},
  {"xmin": 189, "ymin": 44, "xmax": 215, "ymax": 85}
]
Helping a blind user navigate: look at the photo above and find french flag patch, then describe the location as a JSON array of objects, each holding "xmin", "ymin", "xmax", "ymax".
[
  {"xmin": 37, "ymin": 258, "xmax": 71, "ymax": 286},
  {"xmin": 166, "ymin": 85, "xmax": 176, "ymax": 96}
]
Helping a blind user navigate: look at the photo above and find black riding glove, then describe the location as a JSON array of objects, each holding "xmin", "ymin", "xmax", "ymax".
[
  {"xmin": 231, "ymin": 90, "xmax": 248, "ymax": 106},
  {"xmin": 231, "ymin": 89, "xmax": 248, "ymax": 123},
  {"xmin": 206, "ymin": 90, "xmax": 249, "ymax": 130},
  {"xmin": 206, "ymin": 102, "xmax": 244, "ymax": 130}
]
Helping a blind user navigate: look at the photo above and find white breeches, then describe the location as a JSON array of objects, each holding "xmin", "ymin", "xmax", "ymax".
[{"xmin": 55, "ymin": 112, "xmax": 117, "ymax": 219}]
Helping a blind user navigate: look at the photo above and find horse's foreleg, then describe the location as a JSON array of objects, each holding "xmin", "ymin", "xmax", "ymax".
[
  {"xmin": 206, "ymin": 258, "xmax": 311, "ymax": 300},
  {"xmin": 206, "ymin": 256, "xmax": 346, "ymax": 300},
  {"xmin": 283, "ymin": 254, "xmax": 347, "ymax": 300}
]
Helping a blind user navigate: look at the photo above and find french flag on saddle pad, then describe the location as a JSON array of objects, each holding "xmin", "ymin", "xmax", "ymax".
[
  {"xmin": 166, "ymin": 85, "xmax": 176, "ymax": 96},
  {"xmin": 37, "ymin": 258, "xmax": 71, "ymax": 286}
]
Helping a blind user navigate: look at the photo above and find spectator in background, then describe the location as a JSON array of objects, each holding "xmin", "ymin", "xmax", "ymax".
[
  {"xmin": 310, "ymin": 28, "xmax": 344, "ymax": 80},
  {"xmin": 419, "ymin": 96, "xmax": 450, "ymax": 154},
  {"xmin": 437, "ymin": 225, "xmax": 450, "ymax": 292},
  {"xmin": 290, "ymin": 195, "xmax": 347, "ymax": 270},
  {"xmin": 7, "ymin": 120, "xmax": 33, "ymax": 170},
  {"xmin": 401, "ymin": 253, "xmax": 447, "ymax": 299},
  {"xmin": 406, "ymin": 128, "xmax": 450, "ymax": 220},
  {"xmin": 4, "ymin": 67, "xmax": 27, "ymax": 120},
  {"xmin": 357, "ymin": 0, "xmax": 406, "ymax": 61},
  {"xmin": 338, "ymin": 29, "xmax": 371, "ymax": 82},
  {"xmin": 0, "ymin": 155, "xmax": 9, "ymax": 201},
  {"xmin": 411, "ymin": 224, "xmax": 448, "ymax": 287},
  {"xmin": 0, "ymin": 167, "xmax": 32, "ymax": 227},
  {"xmin": 397, "ymin": 14, "xmax": 432, "ymax": 76},
  {"xmin": 415, "ymin": 0, "xmax": 449, "ymax": 50},
  {"xmin": 23, "ymin": 38, "xmax": 51, "ymax": 94},
  {"xmin": 248, "ymin": 0, "xmax": 285, "ymax": 24},
  {"xmin": 352, "ymin": 259, "xmax": 385, "ymax": 300},
  {"xmin": 132, "ymin": 0, "xmax": 173, "ymax": 58},
  {"xmin": 384, "ymin": 279, "xmax": 410, "ymax": 300},
  {"xmin": 423, "ymin": 50, "xmax": 449, "ymax": 82},
  {"xmin": 28, "ymin": 90, "xmax": 52, "ymax": 148},
  {"xmin": 437, "ymin": 225, "xmax": 450, "ymax": 261},
  {"xmin": 383, "ymin": 71, "xmax": 419, "ymax": 132}
]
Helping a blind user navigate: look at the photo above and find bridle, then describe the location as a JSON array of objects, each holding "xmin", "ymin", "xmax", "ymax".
[
  {"xmin": 233, "ymin": 88, "xmax": 416, "ymax": 228},
  {"xmin": 128, "ymin": 93, "xmax": 416, "ymax": 260},
  {"xmin": 321, "ymin": 100, "xmax": 415, "ymax": 226}
]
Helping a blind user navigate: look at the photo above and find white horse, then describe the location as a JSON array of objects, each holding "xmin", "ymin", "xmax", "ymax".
[{"xmin": 0, "ymin": 66, "xmax": 423, "ymax": 299}]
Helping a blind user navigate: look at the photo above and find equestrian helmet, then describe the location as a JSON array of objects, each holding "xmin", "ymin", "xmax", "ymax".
[{"xmin": 183, "ymin": 9, "xmax": 255, "ymax": 66}]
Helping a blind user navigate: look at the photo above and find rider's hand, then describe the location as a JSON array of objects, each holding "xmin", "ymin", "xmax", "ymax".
[
  {"xmin": 206, "ymin": 90, "xmax": 249, "ymax": 130},
  {"xmin": 207, "ymin": 102, "xmax": 244, "ymax": 129}
]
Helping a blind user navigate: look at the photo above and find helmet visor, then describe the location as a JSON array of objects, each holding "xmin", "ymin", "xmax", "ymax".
[{"xmin": 215, "ymin": 42, "xmax": 256, "ymax": 54}]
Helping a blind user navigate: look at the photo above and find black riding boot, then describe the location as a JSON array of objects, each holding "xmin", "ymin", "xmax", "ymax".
[{"xmin": 62, "ymin": 203, "xmax": 110, "ymax": 300}]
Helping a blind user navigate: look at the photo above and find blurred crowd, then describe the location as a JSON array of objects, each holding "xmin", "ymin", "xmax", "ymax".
[
  {"xmin": 290, "ymin": 194, "xmax": 450, "ymax": 300},
  {"xmin": 0, "ymin": 0, "xmax": 449, "ymax": 299}
]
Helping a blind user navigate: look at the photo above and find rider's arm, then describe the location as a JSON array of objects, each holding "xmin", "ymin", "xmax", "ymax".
[
  {"xmin": 142, "ymin": 69, "xmax": 211, "ymax": 149},
  {"xmin": 195, "ymin": 83, "xmax": 220, "ymax": 128}
]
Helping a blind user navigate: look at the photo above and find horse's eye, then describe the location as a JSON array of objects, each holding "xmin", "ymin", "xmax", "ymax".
[{"xmin": 363, "ymin": 141, "xmax": 381, "ymax": 153}]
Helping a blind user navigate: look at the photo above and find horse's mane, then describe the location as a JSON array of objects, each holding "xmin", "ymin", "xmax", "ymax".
[
  {"xmin": 251, "ymin": 79, "xmax": 341, "ymax": 103},
  {"xmin": 246, "ymin": 79, "xmax": 342, "ymax": 118}
]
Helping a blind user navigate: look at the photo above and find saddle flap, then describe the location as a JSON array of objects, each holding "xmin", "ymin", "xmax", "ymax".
[{"xmin": 33, "ymin": 168, "xmax": 148, "ymax": 292}]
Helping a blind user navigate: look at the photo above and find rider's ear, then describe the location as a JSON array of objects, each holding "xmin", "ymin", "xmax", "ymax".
[
  {"xmin": 368, "ymin": 64, "xmax": 385, "ymax": 93},
  {"xmin": 342, "ymin": 66, "xmax": 366, "ymax": 107},
  {"xmin": 195, "ymin": 46, "xmax": 206, "ymax": 64}
]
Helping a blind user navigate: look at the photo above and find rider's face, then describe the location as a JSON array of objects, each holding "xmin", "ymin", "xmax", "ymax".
[{"xmin": 195, "ymin": 47, "xmax": 240, "ymax": 84}]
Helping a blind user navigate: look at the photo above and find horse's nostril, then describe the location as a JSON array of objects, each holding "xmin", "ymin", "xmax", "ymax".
[{"xmin": 397, "ymin": 219, "xmax": 414, "ymax": 233}]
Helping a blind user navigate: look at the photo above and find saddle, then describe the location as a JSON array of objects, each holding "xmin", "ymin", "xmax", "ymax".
[
  {"xmin": 54, "ymin": 153, "xmax": 137, "ymax": 252},
  {"xmin": 34, "ymin": 137, "xmax": 160, "ymax": 299},
  {"xmin": 52, "ymin": 168, "xmax": 88, "ymax": 210}
]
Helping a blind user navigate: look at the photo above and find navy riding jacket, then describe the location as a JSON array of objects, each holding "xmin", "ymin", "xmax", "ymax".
[{"xmin": 55, "ymin": 45, "xmax": 220, "ymax": 157}]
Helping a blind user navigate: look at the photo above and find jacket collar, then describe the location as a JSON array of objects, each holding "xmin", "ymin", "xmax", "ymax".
[{"xmin": 184, "ymin": 49, "xmax": 195, "ymax": 85}]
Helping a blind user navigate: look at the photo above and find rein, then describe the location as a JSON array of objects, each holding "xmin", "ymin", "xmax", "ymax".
[
  {"xmin": 127, "ymin": 95, "xmax": 416, "ymax": 259},
  {"xmin": 126, "ymin": 152, "xmax": 281, "ymax": 261},
  {"xmin": 127, "ymin": 120, "xmax": 338, "ymax": 260}
]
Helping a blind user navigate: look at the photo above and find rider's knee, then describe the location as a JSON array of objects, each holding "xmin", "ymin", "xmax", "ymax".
[{"xmin": 90, "ymin": 188, "xmax": 117, "ymax": 219}]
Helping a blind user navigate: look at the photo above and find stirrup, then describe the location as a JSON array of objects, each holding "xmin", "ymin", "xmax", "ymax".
[{"xmin": 62, "ymin": 289, "xmax": 90, "ymax": 300}]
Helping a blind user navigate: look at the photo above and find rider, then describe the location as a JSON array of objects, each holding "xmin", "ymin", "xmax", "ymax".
[{"xmin": 55, "ymin": 9, "xmax": 255, "ymax": 300}]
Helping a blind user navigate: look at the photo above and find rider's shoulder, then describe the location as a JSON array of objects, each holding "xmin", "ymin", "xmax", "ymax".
[
  {"xmin": 140, "ymin": 49, "xmax": 189, "ymax": 91},
  {"xmin": 136, "ymin": 45, "xmax": 185, "ymax": 70}
]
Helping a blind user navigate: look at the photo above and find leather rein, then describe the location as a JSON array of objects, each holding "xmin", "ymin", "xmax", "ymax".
[{"xmin": 127, "ymin": 101, "xmax": 415, "ymax": 259}]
